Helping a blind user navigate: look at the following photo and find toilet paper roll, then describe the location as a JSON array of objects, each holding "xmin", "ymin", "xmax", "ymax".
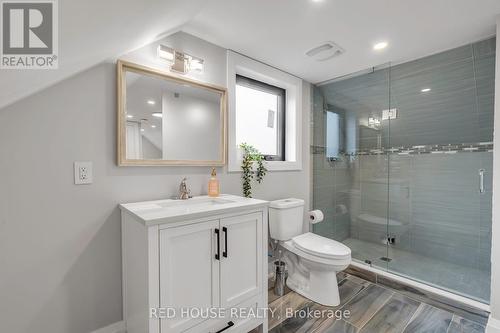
[{"xmin": 309, "ymin": 210, "xmax": 324, "ymax": 224}]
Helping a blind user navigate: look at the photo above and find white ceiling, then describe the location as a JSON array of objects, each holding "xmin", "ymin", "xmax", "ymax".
[
  {"xmin": 184, "ymin": 0, "xmax": 500, "ymax": 83},
  {"xmin": 2, "ymin": 0, "xmax": 500, "ymax": 111},
  {"xmin": 0, "ymin": 0, "xmax": 207, "ymax": 110}
]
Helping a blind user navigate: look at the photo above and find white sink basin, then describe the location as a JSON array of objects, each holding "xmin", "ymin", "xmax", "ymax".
[{"xmin": 120, "ymin": 194, "xmax": 268, "ymax": 225}]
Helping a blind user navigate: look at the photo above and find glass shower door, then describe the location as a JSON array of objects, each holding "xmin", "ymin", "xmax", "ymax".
[
  {"xmin": 312, "ymin": 37, "xmax": 494, "ymax": 303},
  {"xmin": 386, "ymin": 38, "xmax": 494, "ymax": 303},
  {"xmin": 476, "ymin": 38, "xmax": 495, "ymax": 303}
]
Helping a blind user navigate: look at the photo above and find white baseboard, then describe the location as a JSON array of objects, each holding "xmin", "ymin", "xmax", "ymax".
[
  {"xmin": 487, "ymin": 316, "xmax": 500, "ymax": 333},
  {"xmin": 89, "ymin": 321, "xmax": 125, "ymax": 333}
]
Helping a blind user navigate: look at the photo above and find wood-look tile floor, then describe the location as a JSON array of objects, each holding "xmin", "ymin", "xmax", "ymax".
[{"xmin": 267, "ymin": 273, "xmax": 486, "ymax": 333}]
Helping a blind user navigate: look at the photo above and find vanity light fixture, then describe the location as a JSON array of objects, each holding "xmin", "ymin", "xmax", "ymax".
[
  {"xmin": 188, "ymin": 55, "xmax": 204, "ymax": 73},
  {"xmin": 157, "ymin": 45, "xmax": 175, "ymax": 63},
  {"xmin": 152, "ymin": 112, "xmax": 163, "ymax": 118},
  {"xmin": 157, "ymin": 44, "xmax": 205, "ymax": 74},
  {"xmin": 373, "ymin": 41, "xmax": 388, "ymax": 51}
]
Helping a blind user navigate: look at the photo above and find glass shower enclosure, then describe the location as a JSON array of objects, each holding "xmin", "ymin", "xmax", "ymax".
[{"xmin": 312, "ymin": 37, "xmax": 495, "ymax": 303}]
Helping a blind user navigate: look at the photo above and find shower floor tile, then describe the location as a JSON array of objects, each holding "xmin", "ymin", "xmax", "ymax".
[{"xmin": 342, "ymin": 238, "xmax": 491, "ymax": 303}]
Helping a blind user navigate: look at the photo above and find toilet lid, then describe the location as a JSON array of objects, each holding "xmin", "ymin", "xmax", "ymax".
[{"xmin": 292, "ymin": 232, "xmax": 351, "ymax": 260}]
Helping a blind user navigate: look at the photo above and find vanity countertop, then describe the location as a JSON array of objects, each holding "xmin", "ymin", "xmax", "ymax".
[{"xmin": 120, "ymin": 194, "xmax": 269, "ymax": 226}]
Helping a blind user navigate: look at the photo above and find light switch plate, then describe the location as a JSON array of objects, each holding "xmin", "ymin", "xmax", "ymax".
[{"xmin": 74, "ymin": 161, "xmax": 93, "ymax": 185}]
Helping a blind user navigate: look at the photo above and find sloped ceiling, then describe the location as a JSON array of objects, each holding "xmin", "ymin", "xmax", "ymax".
[
  {"xmin": 184, "ymin": 0, "xmax": 500, "ymax": 83},
  {"xmin": 0, "ymin": 0, "xmax": 208, "ymax": 110}
]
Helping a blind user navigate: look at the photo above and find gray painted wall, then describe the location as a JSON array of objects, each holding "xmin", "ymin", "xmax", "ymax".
[
  {"xmin": 0, "ymin": 32, "xmax": 311, "ymax": 333},
  {"xmin": 162, "ymin": 91, "xmax": 220, "ymax": 161},
  {"xmin": 142, "ymin": 136, "xmax": 162, "ymax": 159}
]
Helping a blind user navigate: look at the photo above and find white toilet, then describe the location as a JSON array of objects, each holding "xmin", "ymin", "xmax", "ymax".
[{"xmin": 269, "ymin": 198, "xmax": 352, "ymax": 306}]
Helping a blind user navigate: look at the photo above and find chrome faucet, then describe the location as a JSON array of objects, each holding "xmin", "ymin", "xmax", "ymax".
[{"xmin": 178, "ymin": 177, "xmax": 191, "ymax": 200}]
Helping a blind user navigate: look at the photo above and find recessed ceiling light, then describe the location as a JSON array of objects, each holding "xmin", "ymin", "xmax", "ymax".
[
  {"xmin": 126, "ymin": 114, "xmax": 133, "ymax": 119},
  {"xmin": 151, "ymin": 125, "xmax": 156, "ymax": 128},
  {"xmin": 373, "ymin": 41, "xmax": 388, "ymax": 51},
  {"xmin": 147, "ymin": 100, "xmax": 156, "ymax": 105},
  {"xmin": 421, "ymin": 88, "xmax": 431, "ymax": 93},
  {"xmin": 152, "ymin": 112, "xmax": 163, "ymax": 118}
]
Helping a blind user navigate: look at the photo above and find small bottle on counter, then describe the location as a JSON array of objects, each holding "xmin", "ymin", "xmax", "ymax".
[{"xmin": 208, "ymin": 167, "xmax": 220, "ymax": 197}]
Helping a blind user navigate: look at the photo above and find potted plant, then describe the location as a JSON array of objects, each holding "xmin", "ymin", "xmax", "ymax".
[{"xmin": 240, "ymin": 143, "xmax": 267, "ymax": 198}]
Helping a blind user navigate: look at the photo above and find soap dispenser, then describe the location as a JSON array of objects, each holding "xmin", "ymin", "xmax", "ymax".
[{"xmin": 208, "ymin": 167, "xmax": 220, "ymax": 197}]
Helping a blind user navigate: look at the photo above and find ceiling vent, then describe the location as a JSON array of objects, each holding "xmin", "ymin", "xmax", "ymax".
[{"xmin": 306, "ymin": 42, "xmax": 345, "ymax": 61}]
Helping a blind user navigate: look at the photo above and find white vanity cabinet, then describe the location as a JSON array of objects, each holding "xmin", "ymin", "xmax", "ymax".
[{"xmin": 120, "ymin": 195, "xmax": 269, "ymax": 333}]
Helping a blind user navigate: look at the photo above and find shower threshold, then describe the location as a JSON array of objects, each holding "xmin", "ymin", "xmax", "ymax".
[
  {"xmin": 343, "ymin": 238, "xmax": 491, "ymax": 306},
  {"xmin": 349, "ymin": 260, "xmax": 490, "ymax": 319}
]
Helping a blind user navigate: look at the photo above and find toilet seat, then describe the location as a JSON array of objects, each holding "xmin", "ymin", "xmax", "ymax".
[{"xmin": 292, "ymin": 232, "xmax": 351, "ymax": 260}]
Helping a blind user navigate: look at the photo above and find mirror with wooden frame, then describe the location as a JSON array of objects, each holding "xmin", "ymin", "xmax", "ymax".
[{"xmin": 117, "ymin": 60, "xmax": 227, "ymax": 166}]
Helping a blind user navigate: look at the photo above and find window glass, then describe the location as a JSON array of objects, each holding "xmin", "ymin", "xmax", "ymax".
[{"xmin": 235, "ymin": 75, "xmax": 285, "ymax": 160}]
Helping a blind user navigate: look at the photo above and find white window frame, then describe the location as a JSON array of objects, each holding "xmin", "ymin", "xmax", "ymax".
[{"xmin": 227, "ymin": 50, "xmax": 302, "ymax": 172}]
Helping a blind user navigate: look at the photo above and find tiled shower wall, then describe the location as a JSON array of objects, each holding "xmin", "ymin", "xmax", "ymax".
[
  {"xmin": 312, "ymin": 37, "xmax": 495, "ymax": 272},
  {"xmin": 347, "ymin": 153, "xmax": 492, "ymax": 271}
]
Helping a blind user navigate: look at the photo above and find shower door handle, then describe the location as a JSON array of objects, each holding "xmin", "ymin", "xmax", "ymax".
[{"xmin": 479, "ymin": 169, "xmax": 485, "ymax": 194}]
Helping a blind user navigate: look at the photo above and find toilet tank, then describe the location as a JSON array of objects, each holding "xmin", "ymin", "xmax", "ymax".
[{"xmin": 269, "ymin": 198, "xmax": 305, "ymax": 241}]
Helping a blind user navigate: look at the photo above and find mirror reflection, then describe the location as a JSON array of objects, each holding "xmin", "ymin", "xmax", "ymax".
[{"xmin": 119, "ymin": 61, "xmax": 226, "ymax": 166}]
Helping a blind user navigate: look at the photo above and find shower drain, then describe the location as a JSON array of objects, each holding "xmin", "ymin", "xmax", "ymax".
[{"xmin": 380, "ymin": 257, "xmax": 392, "ymax": 262}]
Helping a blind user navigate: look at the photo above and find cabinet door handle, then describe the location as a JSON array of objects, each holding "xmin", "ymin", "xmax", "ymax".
[
  {"xmin": 214, "ymin": 321, "xmax": 234, "ymax": 333},
  {"xmin": 222, "ymin": 227, "xmax": 228, "ymax": 258},
  {"xmin": 214, "ymin": 228, "xmax": 220, "ymax": 260}
]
